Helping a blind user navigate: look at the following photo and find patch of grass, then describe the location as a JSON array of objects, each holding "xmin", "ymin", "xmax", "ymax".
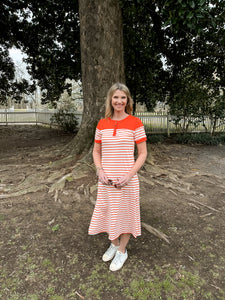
[
  {"xmin": 69, "ymin": 254, "xmax": 78, "ymax": 265},
  {"xmin": 49, "ymin": 296, "xmax": 65, "ymax": 300},
  {"xmin": 124, "ymin": 265, "xmax": 204, "ymax": 300},
  {"xmin": 26, "ymin": 294, "xmax": 39, "ymax": 300},
  {"xmin": 78, "ymin": 262, "xmax": 214, "ymax": 300},
  {"xmin": 79, "ymin": 263, "xmax": 124, "ymax": 299},
  {"xmin": 1, "ymin": 233, "xmax": 224, "ymax": 300},
  {"xmin": 1, "ymin": 253, "xmax": 224, "ymax": 300},
  {"xmin": 41, "ymin": 258, "xmax": 56, "ymax": 273},
  {"xmin": 6, "ymin": 294, "xmax": 21, "ymax": 300}
]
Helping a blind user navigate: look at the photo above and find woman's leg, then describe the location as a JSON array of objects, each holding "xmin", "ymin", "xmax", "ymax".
[
  {"xmin": 109, "ymin": 233, "xmax": 130, "ymax": 271},
  {"xmin": 111, "ymin": 237, "xmax": 120, "ymax": 246},
  {"xmin": 118, "ymin": 233, "xmax": 130, "ymax": 253}
]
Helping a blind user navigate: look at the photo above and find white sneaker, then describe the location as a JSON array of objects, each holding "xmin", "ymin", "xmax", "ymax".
[
  {"xmin": 102, "ymin": 243, "xmax": 119, "ymax": 262},
  {"xmin": 109, "ymin": 250, "xmax": 128, "ymax": 271}
]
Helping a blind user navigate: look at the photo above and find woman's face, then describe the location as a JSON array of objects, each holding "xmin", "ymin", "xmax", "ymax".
[{"xmin": 111, "ymin": 90, "xmax": 128, "ymax": 113}]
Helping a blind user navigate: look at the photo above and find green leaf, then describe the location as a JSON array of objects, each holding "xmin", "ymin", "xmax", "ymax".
[
  {"xmin": 199, "ymin": 0, "xmax": 206, "ymax": 6},
  {"xmin": 52, "ymin": 224, "xmax": 59, "ymax": 232},
  {"xmin": 66, "ymin": 176, "xmax": 74, "ymax": 182},
  {"xmin": 187, "ymin": 12, "xmax": 194, "ymax": 19},
  {"xmin": 190, "ymin": 1, "xmax": 195, "ymax": 9}
]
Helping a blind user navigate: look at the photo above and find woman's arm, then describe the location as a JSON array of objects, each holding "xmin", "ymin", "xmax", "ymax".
[
  {"xmin": 93, "ymin": 142, "xmax": 109, "ymax": 184},
  {"xmin": 115, "ymin": 141, "xmax": 147, "ymax": 188}
]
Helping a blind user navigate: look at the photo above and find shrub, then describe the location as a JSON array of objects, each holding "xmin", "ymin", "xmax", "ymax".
[
  {"xmin": 50, "ymin": 108, "xmax": 79, "ymax": 133},
  {"xmin": 147, "ymin": 132, "xmax": 225, "ymax": 145},
  {"xmin": 218, "ymin": 133, "xmax": 225, "ymax": 143},
  {"xmin": 175, "ymin": 133, "xmax": 221, "ymax": 145},
  {"xmin": 147, "ymin": 134, "xmax": 167, "ymax": 144}
]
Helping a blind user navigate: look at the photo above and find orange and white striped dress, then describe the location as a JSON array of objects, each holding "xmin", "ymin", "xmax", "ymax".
[{"xmin": 88, "ymin": 115, "xmax": 147, "ymax": 240}]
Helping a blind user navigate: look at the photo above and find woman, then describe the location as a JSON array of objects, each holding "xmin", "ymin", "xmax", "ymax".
[{"xmin": 88, "ymin": 82, "xmax": 147, "ymax": 271}]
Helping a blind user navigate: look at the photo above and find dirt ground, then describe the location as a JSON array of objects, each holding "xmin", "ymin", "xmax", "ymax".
[{"xmin": 0, "ymin": 125, "xmax": 224, "ymax": 300}]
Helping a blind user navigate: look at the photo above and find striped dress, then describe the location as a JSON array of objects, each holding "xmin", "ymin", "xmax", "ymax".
[{"xmin": 88, "ymin": 115, "xmax": 147, "ymax": 240}]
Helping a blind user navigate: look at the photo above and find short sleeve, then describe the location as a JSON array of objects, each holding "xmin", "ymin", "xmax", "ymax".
[
  {"xmin": 94, "ymin": 119, "xmax": 103, "ymax": 143},
  {"xmin": 134, "ymin": 118, "xmax": 147, "ymax": 144}
]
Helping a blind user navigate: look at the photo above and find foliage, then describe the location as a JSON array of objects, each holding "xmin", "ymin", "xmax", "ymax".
[
  {"xmin": 208, "ymin": 93, "xmax": 225, "ymax": 133},
  {"xmin": 0, "ymin": 1, "xmax": 35, "ymax": 105},
  {"xmin": 121, "ymin": 0, "xmax": 225, "ymax": 113},
  {"xmin": 1, "ymin": 0, "xmax": 225, "ymax": 117},
  {"xmin": 146, "ymin": 132, "xmax": 225, "ymax": 145},
  {"xmin": 121, "ymin": 1, "xmax": 169, "ymax": 112},
  {"xmin": 0, "ymin": 0, "xmax": 80, "ymax": 107},
  {"xmin": 175, "ymin": 132, "xmax": 225, "ymax": 145},
  {"xmin": 169, "ymin": 67, "xmax": 225, "ymax": 133},
  {"xmin": 20, "ymin": 0, "xmax": 81, "ymax": 106},
  {"xmin": 50, "ymin": 108, "xmax": 78, "ymax": 133},
  {"xmin": 147, "ymin": 134, "xmax": 167, "ymax": 144},
  {"xmin": 163, "ymin": 0, "xmax": 225, "ymax": 126},
  {"xmin": 57, "ymin": 81, "xmax": 81, "ymax": 111},
  {"xmin": 0, "ymin": 47, "xmax": 14, "ymax": 104}
]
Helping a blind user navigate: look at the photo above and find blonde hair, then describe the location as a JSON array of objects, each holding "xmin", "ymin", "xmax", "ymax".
[{"xmin": 105, "ymin": 83, "xmax": 133, "ymax": 119}]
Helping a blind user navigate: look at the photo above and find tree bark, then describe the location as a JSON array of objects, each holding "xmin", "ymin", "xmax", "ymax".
[{"xmin": 67, "ymin": 0, "xmax": 125, "ymax": 157}]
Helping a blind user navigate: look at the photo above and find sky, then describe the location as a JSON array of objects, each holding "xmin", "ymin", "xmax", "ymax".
[
  {"xmin": 9, "ymin": 47, "xmax": 24, "ymax": 62},
  {"xmin": 9, "ymin": 47, "xmax": 30, "ymax": 80}
]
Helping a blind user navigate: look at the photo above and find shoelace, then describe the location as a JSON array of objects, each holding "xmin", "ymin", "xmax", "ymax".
[{"xmin": 113, "ymin": 251, "xmax": 124, "ymax": 264}]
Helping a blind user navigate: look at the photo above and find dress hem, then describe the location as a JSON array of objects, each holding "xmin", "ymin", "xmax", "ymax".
[{"xmin": 88, "ymin": 231, "xmax": 141, "ymax": 241}]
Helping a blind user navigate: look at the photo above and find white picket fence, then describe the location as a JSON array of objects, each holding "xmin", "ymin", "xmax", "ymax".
[
  {"xmin": 0, "ymin": 109, "xmax": 225, "ymax": 135},
  {"xmin": 135, "ymin": 112, "xmax": 225, "ymax": 135},
  {"xmin": 0, "ymin": 109, "xmax": 83, "ymax": 127}
]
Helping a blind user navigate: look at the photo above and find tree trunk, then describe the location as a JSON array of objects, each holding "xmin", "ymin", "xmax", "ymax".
[{"xmin": 66, "ymin": 0, "xmax": 125, "ymax": 157}]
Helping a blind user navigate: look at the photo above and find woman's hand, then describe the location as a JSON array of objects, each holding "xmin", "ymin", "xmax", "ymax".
[
  {"xmin": 114, "ymin": 174, "xmax": 132, "ymax": 189},
  {"xmin": 98, "ymin": 169, "xmax": 109, "ymax": 185}
]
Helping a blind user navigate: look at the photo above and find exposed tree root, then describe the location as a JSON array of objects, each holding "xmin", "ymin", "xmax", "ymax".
[
  {"xmin": 142, "ymin": 222, "xmax": 170, "ymax": 244},
  {"xmin": 0, "ymin": 184, "xmax": 48, "ymax": 199},
  {"xmin": 0, "ymin": 161, "xmax": 95, "ymax": 201},
  {"xmin": 47, "ymin": 155, "xmax": 76, "ymax": 169},
  {"xmin": 153, "ymin": 179, "xmax": 194, "ymax": 195},
  {"xmin": 139, "ymin": 174, "xmax": 155, "ymax": 186},
  {"xmin": 0, "ymin": 132, "xmax": 97, "ymax": 201},
  {"xmin": 1, "ymin": 140, "xmax": 225, "ymax": 218},
  {"xmin": 48, "ymin": 172, "xmax": 73, "ymax": 194},
  {"xmin": 188, "ymin": 198, "xmax": 220, "ymax": 213}
]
